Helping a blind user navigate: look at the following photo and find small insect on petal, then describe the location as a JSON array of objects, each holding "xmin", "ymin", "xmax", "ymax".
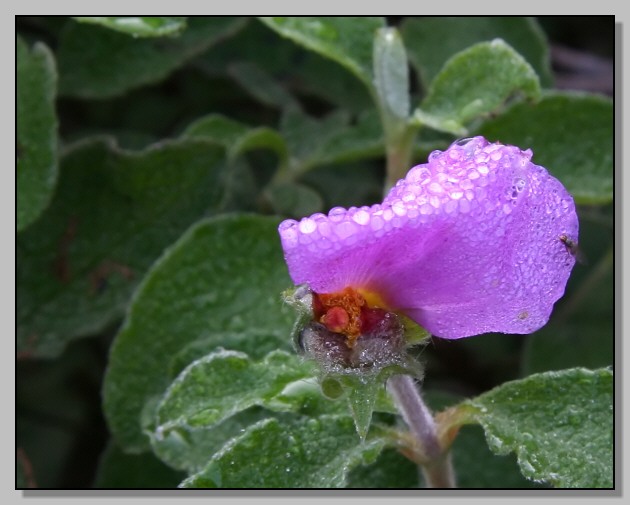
[{"xmin": 559, "ymin": 234, "xmax": 587, "ymax": 265}]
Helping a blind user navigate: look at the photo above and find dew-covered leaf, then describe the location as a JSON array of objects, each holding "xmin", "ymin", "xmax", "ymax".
[
  {"xmin": 413, "ymin": 39, "xmax": 541, "ymax": 135},
  {"xmin": 150, "ymin": 408, "xmax": 271, "ymax": 473},
  {"xmin": 180, "ymin": 415, "xmax": 386, "ymax": 488},
  {"xmin": 401, "ymin": 17, "xmax": 553, "ymax": 91},
  {"xmin": 155, "ymin": 350, "xmax": 316, "ymax": 433},
  {"xmin": 449, "ymin": 367, "xmax": 613, "ymax": 488},
  {"xmin": 103, "ymin": 215, "xmax": 296, "ymax": 452}
]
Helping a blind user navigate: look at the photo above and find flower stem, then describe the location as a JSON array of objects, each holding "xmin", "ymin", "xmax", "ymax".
[
  {"xmin": 387, "ymin": 374, "xmax": 456, "ymax": 488},
  {"xmin": 383, "ymin": 125, "xmax": 417, "ymax": 194}
]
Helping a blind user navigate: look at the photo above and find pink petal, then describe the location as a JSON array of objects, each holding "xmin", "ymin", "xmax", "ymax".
[{"xmin": 279, "ymin": 137, "xmax": 578, "ymax": 339}]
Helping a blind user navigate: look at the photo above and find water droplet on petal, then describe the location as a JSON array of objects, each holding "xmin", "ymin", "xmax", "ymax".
[
  {"xmin": 352, "ymin": 208, "xmax": 370, "ymax": 225},
  {"xmin": 299, "ymin": 218, "xmax": 317, "ymax": 234},
  {"xmin": 452, "ymin": 137, "xmax": 475, "ymax": 146},
  {"xmin": 328, "ymin": 207, "xmax": 346, "ymax": 222}
]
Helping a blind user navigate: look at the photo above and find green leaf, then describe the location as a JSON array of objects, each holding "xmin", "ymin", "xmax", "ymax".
[
  {"xmin": 58, "ymin": 17, "xmax": 246, "ymax": 98},
  {"xmin": 156, "ymin": 350, "xmax": 315, "ymax": 433},
  {"xmin": 150, "ymin": 407, "xmax": 272, "ymax": 473},
  {"xmin": 347, "ymin": 448, "xmax": 419, "ymax": 488},
  {"xmin": 180, "ymin": 415, "xmax": 386, "ymax": 488},
  {"xmin": 401, "ymin": 17, "xmax": 553, "ymax": 90},
  {"xmin": 94, "ymin": 441, "xmax": 184, "ymax": 488},
  {"xmin": 103, "ymin": 214, "xmax": 296, "ymax": 452},
  {"xmin": 300, "ymin": 160, "xmax": 383, "ymax": 210},
  {"xmin": 168, "ymin": 329, "xmax": 294, "ymax": 378},
  {"xmin": 17, "ymin": 36, "xmax": 58, "ymax": 232},
  {"xmin": 448, "ymin": 425, "xmax": 544, "ymax": 488},
  {"xmin": 522, "ymin": 320, "xmax": 613, "ymax": 377},
  {"xmin": 182, "ymin": 113, "xmax": 289, "ymax": 167},
  {"xmin": 413, "ymin": 39, "xmax": 541, "ymax": 135},
  {"xmin": 17, "ymin": 138, "xmax": 228, "ymax": 358},
  {"xmin": 259, "ymin": 17, "xmax": 385, "ymax": 93},
  {"xmin": 196, "ymin": 18, "xmax": 373, "ymax": 113},
  {"xmin": 424, "ymin": 390, "xmax": 542, "ymax": 488},
  {"xmin": 373, "ymin": 27, "xmax": 410, "ymax": 120},
  {"xmin": 264, "ymin": 182, "xmax": 323, "ymax": 218},
  {"xmin": 73, "ymin": 17, "xmax": 188, "ymax": 38},
  {"xmin": 457, "ymin": 367, "xmax": 613, "ymax": 488},
  {"xmin": 477, "ymin": 91, "xmax": 613, "ymax": 204},
  {"xmin": 228, "ymin": 61, "xmax": 299, "ymax": 109},
  {"xmin": 151, "ymin": 373, "xmax": 348, "ymax": 473},
  {"xmin": 280, "ymin": 107, "xmax": 384, "ymax": 175}
]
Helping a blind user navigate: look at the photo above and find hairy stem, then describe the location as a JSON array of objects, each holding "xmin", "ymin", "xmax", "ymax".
[{"xmin": 387, "ymin": 374, "xmax": 456, "ymax": 488}]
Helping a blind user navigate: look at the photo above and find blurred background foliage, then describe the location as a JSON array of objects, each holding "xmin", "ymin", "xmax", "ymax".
[{"xmin": 16, "ymin": 16, "xmax": 614, "ymax": 488}]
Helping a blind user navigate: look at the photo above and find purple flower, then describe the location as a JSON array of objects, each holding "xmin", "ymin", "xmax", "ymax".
[{"xmin": 279, "ymin": 137, "xmax": 578, "ymax": 340}]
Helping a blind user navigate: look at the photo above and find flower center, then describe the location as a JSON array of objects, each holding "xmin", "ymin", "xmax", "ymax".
[{"xmin": 313, "ymin": 286, "xmax": 390, "ymax": 348}]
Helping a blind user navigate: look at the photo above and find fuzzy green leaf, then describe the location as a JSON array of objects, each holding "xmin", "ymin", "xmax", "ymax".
[
  {"xmin": 17, "ymin": 36, "xmax": 58, "ymax": 232},
  {"xmin": 264, "ymin": 182, "xmax": 324, "ymax": 218},
  {"xmin": 17, "ymin": 138, "xmax": 228, "ymax": 358},
  {"xmin": 478, "ymin": 91, "xmax": 613, "ymax": 204},
  {"xmin": 156, "ymin": 350, "xmax": 316, "ymax": 433},
  {"xmin": 182, "ymin": 113, "xmax": 289, "ymax": 167},
  {"xmin": 280, "ymin": 107, "xmax": 384, "ymax": 174},
  {"xmin": 373, "ymin": 27, "xmax": 410, "ymax": 120},
  {"xmin": 180, "ymin": 415, "xmax": 386, "ymax": 488},
  {"xmin": 73, "ymin": 17, "xmax": 188, "ymax": 38},
  {"xmin": 259, "ymin": 17, "xmax": 384, "ymax": 93},
  {"xmin": 402, "ymin": 17, "xmax": 553, "ymax": 90},
  {"xmin": 414, "ymin": 39, "xmax": 541, "ymax": 135},
  {"xmin": 150, "ymin": 408, "xmax": 272, "ymax": 473},
  {"xmin": 103, "ymin": 215, "xmax": 296, "ymax": 452},
  {"xmin": 58, "ymin": 17, "xmax": 246, "ymax": 98},
  {"xmin": 456, "ymin": 367, "xmax": 613, "ymax": 488},
  {"xmin": 228, "ymin": 61, "xmax": 299, "ymax": 108}
]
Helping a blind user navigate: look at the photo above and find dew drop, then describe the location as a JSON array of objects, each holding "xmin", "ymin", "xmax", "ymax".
[
  {"xmin": 452, "ymin": 137, "xmax": 475, "ymax": 146},
  {"xmin": 328, "ymin": 206, "xmax": 346, "ymax": 222},
  {"xmin": 392, "ymin": 201, "xmax": 407, "ymax": 216},
  {"xmin": 352, "ymin": 208, "xmax": 370, "ymax": 225},
  {"xmin": 370, "ymin": 215, "xmax": 384, "ymax": 231},
  {"xmin": 335, "ymin": 221, "xmax": 357, "ymax": 239},
  {"xmin": 420, "ymin": 203, "xmax": 433, "ymax": 215},
  {"xmin": 299, "ymin": 218, "xmax": 317, "ymax": 234},
  {"xmin": 444, "ymin": 199, "xmax": 458, "ymax": 214},
  {"xmin": 428, "ymin": 182, "xmax": 444, "ymax": 194}
]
